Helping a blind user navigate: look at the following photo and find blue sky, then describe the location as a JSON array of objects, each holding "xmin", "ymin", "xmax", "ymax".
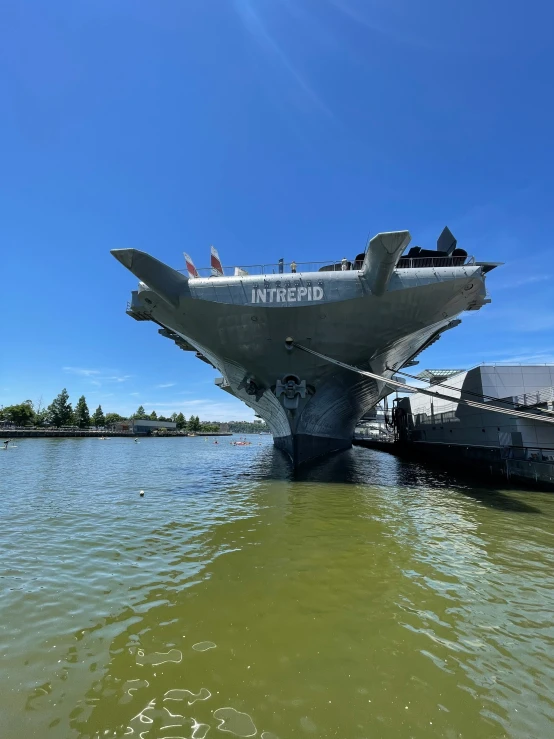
[{"xmin": 1, "ymin": 0, "xmax": 553, "ymax": 420}]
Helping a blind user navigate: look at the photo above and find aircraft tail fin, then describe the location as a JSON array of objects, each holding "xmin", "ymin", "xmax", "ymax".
[
  {"xmin": 184, "ymin": 252, "xmax": 199, "ymax": 278},
  {"xmin": 210, "ymin": 245, "xmax": 224, "ymax": 277}
]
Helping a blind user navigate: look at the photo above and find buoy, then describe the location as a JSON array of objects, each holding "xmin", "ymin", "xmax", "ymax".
[{"xmin": 140, "ymin": 490, "xmax": 145, "ymax": 497}]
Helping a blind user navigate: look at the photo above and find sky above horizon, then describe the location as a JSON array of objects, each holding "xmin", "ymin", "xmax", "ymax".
[{"xmin": 2, "ymin": 0, "xmax": 553, "ymax": 420}]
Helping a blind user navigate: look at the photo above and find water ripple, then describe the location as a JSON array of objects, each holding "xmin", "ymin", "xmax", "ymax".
[{"xmin": 2, "ymin": 437, "xmax": 554, "ymax": 738}]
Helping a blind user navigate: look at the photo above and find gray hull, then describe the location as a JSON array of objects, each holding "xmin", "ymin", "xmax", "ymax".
[
  {"xmin": 274, "ymin": 434, "xmax": 352, "ymax": 466},
  {"xmin": 112, "ymin": 230, "xmax": 496, "ymax": 466}
]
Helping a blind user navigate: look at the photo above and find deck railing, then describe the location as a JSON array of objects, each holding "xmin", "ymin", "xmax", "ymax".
[
  {"xmin": 499, "ymin": 386, "xmax": 554, "ymax": 409},
  {"xmin": 177, "ymin": 255, "xmax": 475, "ymax": 278},
  {"xmin": 178, "ymin": 260, "xmax": 352, "ymax": 278},
  {"xmin": 397, "ymin": 255, "xmax": 475, "ymax": 269}
]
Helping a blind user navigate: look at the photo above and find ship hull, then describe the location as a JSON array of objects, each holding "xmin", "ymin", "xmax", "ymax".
[
  {"xmin": 111, "ymin": 233, "xmax": 494, "ymax": 467},
  {"xmin": 274, "ymin": 433, "xmax": 353, "ymax": 466},
  {"xmin": 130, "ymin": 274, "xmax": 484, "ymax": 466}
]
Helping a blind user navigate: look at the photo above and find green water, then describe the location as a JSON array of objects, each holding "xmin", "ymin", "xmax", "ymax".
[{"xmin": 1, "ymin": 437, "xmax": 554, "ymax": 738}]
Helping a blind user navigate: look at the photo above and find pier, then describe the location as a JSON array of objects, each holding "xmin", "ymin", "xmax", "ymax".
[
  {"xmin": 0, "ymin": 429, "xmax": 145, "ymax": 438},
  {"xmin": 0, "ymin": 429, "xmax": 232, "ymax": 439},
  {"xmin": 354, "ymin": 437, "xmax": 554, "ymax": 490}
]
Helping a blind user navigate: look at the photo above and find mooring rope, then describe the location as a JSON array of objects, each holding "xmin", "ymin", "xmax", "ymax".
[{"xmin": 292, "ymin": 342, "xmax": 554, "ymax": 425}]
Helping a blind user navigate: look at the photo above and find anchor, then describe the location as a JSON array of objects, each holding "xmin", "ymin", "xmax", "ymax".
[
  {"xmin": 238, "ymin": 375, "xmax": 265, "ymax": 402},
  {"xmin": 275, "ymin": 374, "xmax": 307, "ymax": 411}
]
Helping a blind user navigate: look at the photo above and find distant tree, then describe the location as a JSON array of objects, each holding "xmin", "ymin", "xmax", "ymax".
[
  {"xmin": 35, "ymin": 408, "xmax": 49, "ymax": 426},
  {"xmin": 228, "ymin": 420, "xmax": 269, "ymax": 434},
  {"xmin": 92, "ymin": 405, "xmax": 105, "ymax": 427},
  {"xmin": 48, "ymin": 389, "xmax": 73, "ymax": 427},
  {"xmin": 200, "ymin": 422, "xmax": 220, "ymax": 432},
  {"xmin": 2, "ymin": 402, "xmax": 35, "ymax": 427},
  {"xmin": 171, "ymin": 412, "xmax": 178, "ymax": 422},
  {"xmin": 34, "ymin": 396, "xmax": 48, "ymax": 426},
  {"xmin": 74, "ymin": 395, "xmax": 91, "ymax": 428},
  {"xmin": 105, "ymin": 412, "xmax": 126, "ymax": 427},
  {"xmin": 150, "ymin": 410, "xmax": 157, "ymax": 420},
  {"xmin": 175, "ymin": 412, "xmax": 186, "ymax": 431},
  {"xmin": 133, "ymin": 405, "xmax": 148, "ymax": 420},
  {"xmin": 188, "ymin": 415, "xmax": 201, "ymax": 432}
]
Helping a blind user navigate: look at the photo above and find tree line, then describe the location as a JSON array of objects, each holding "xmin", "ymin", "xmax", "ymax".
[
  {"xmin": 227, "ymin": 420, "xmax": 268, "ymax": 433},
  {"xmin": 0, "ymin": 391, "xmax": 222, "ymax": 432}
]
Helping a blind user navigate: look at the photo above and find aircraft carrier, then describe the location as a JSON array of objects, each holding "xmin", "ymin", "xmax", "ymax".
[{"xmin": 111, "ymin": 227, "xmax": 498, "ymax": 466}]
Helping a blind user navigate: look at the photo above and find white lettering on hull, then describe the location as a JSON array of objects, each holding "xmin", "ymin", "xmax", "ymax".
[{"xmin": 251, "ymin": 286, "xmax": 323, "ymax": 304}]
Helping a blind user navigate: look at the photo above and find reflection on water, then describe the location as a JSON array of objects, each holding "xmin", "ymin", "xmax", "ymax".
[
  {"xmin": 1, "ymin": 436, "xmax": 554, "ymax": 738},
  {"xmin": 192, "ymin": 642, "xmax": 216, "ymax": 652}
]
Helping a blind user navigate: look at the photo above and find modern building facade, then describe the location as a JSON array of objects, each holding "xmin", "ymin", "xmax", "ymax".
[
  {"xmin": 405, "ymin": 365, "xmax": 554, "ymax": 449},
  {"xmin": 395, "ymin": 365, "xmax": 554, "ymax": 487}
]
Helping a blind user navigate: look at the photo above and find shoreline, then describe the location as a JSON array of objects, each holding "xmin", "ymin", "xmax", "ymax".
[{"xmin": 0, "ymin": 430, "xmax": 233, "ymax": 439}]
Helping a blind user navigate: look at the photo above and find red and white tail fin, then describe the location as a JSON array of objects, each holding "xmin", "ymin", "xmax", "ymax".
[
  {"xmin": 210, "ymin": 245, "xmax": 224, "ymax": 277},
  {"xmin": 183, "ymin": 252, "xmax": 199, "ymax": 278}
]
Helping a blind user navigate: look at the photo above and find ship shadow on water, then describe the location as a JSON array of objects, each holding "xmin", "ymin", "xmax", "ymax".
[{"xmin": 241, "ymin": 443, "xmax": 542, "ymax": 514}]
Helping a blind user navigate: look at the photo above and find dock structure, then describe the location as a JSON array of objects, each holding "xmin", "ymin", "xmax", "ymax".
[
  {"xmin": 0, "ymin": 426, "xmax": 232, "ymax": 439},
  {"xmin": 0, "ymin": 429, "xmax": 146, "ymax": 439},
  {"xmin": 354, "ymin": 364, "xmax": 554, "ymax": 490}
]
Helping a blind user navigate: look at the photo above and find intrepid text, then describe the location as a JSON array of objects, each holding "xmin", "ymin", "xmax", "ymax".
[{"xmin": 250, "ymin": 286, "xmax": 324, "ymax": 304}]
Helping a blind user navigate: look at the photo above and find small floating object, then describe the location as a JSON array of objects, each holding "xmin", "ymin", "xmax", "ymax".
[{"xmin": 140, "ymin": 490, "xmax": 145, "ymax": 497}]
